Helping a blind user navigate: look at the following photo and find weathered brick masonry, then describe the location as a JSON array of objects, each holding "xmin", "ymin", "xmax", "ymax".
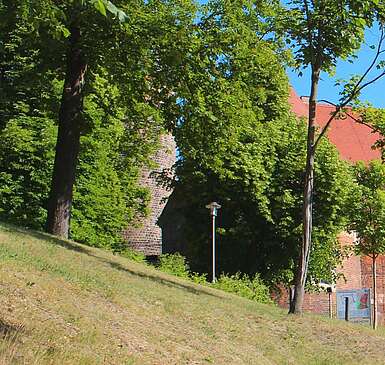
[{"xmin": 123, "ymin": 134, "xmax": 176, "ymax": 256}]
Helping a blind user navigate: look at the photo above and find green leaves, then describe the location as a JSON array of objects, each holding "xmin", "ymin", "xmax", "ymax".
[
  {"xmin": 105, "ymin": 1, "xmax": 128, "ymax": 22},
  {"xmin": 283, "ymin": 0, "xmax": 375, "ymax": 72},
  {"xmin": 349, "ymin": 161, "xmax": 385, "ymax": 257},
  {"xmin": 91, "ymin": 0, "xmax": 128, "ymax": 22},
  {"xmin": 93, "ymin": 0, "xmax": 107, "ymax": 16}
]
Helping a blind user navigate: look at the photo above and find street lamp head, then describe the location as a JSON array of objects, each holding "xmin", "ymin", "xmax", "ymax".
[{"xmin": 206, "ymin": 201, "xmax": 221, "ymax": 216}]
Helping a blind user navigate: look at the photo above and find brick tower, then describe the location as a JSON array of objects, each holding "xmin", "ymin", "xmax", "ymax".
[{"xmin": 123, "ymin": 133, "xmax": 176, "ymax": 256}]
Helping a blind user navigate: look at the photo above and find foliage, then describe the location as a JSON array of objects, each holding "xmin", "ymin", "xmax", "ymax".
[
  {"xmin": 115, "ymin": 246, "xmax": 146, "ymax": 263},
  {"xmin": 283, "ymin": 0, "xmax": 374, "ymax": 73},
  {"xmin": 189, "ymin": 271, "xmax": 208, "ymax": 285},
  {"xmin": 0, "ymin": 0, "xmax": 197, "ymax": 246},
  {"xmin": 0, "ymin": 55, "xmax": 159, "ymax": 248},
  {"xmin": 0, "ymin": 0, "xmax": 200, "ymax": 237},
  {"xmin": 348, "ymin": 160, "xmax": 385, "ymax": 329},
  {"xmin": 157, "ymin": 253, "xmax": 270, "ymax": 303},
  {"xmin": 157, "ymin": 253, "xmax": 208, "ymax": 283},
  {"xmin": 174, "ymin": 115, "xmax": 355, "ymax": 286},
  {"xmin": 349, "ymin": 161, "xmax": 385, "ymax": 257},
  {"xmin": 70, "ymin": 72, "xmax": 158, "ymax": 249},
  {"xmin": 282, "ymin": 0, "xmax": 381, "ymax": 313},
  {"xmin": 0, "ymin": 0, "xmax": 364, "ymax": 290},
  {"xmin": 166, "ymin": 0, "xmax": 356, "ymax": 286},
  {"xmin": 0, "ymin": 1, "xmax": 56, "ymax": 130},
  {"xmin": 0, "ymin": 117, "xmax": 56, "ymax": 229},
  {"xmin": 212, "ymin": 272, "xmax": 272, "ymax": 304},
  {"xmin": 157, "ymin": 253, "xmax": 191, "ymax": 279}
]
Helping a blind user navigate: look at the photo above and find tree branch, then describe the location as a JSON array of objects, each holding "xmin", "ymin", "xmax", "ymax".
[
  {"xmin": 317, "ymin": 99, "xmax": 381, "ymax": 133},
  {"xmin": 313, "ymin": 25, "xmax": 385, "ymax": 149}
]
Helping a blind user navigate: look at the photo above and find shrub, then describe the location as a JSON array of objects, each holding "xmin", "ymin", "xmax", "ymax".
[
  {"xmin": 155, "ymin": 253, "xmax": 271, "ymax": 304},
  {"xmin": 212, "ymin": 272, "xmax": 272, "ymax": 304},
  {"xmin": 157, "ymin": 253, "xmax": 190, "ymax": 278},
  {"xmin": 116, "ymin": 247, "xmax": 146, "ymax": 263},
  {"xmin": 190, "ymin": 272, "xmax": 208, "ymax": 285}
]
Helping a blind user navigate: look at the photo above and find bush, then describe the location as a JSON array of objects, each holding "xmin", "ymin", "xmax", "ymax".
[
  {"xmin": 116, "ymin": 247, "xmax": 146, "ymax": 263},
  {"xmin": 190, "ymin": 272, "xmax": 208, "ymax": 285},
  {"xmin": 157, "ymin": 253, "xmax": 190, "ymax": 278},
  {"xmin": 156, "ymin": 254, "xmax": 272, "ymax": 304},
  {"xmin": 156, "ymin": 253, "xmax": 271, "ymax": 304},
  {"xmin": 212, "ymin": 272, "xmax": 272, "ymax": 304}
]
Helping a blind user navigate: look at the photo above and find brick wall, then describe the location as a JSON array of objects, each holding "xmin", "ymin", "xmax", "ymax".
[
  {"xmin": 274, "ymin": 233, "xmax": 385, "ymax": 326},
  {"xmin": 337, "ymin": 232, "xmax": 362, "ymax": 290},
  {"xmin": 123, "ymin": 134, "xmax": 176, "ymax": 256},
  {"xmin": 273, "ymin": 285, "xmax": 333, "ymax": 316},
  {"xmin": 361, "ymin": 255, "xmax": 385, "ymax": 325},
  {"xmin": 275, "ymin": 232, "xmax": 361, "ymax": 316}
]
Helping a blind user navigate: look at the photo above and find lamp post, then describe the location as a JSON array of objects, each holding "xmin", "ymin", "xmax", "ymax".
[{"xmin": 206, "ymin": 202, "xmax": 221, "ymax": 282}]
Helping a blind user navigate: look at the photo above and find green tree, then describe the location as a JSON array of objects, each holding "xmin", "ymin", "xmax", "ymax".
[
  {"xmin": 0, "ymin": 0, "xmax": 130, "ymax": 236},
  {"xmin": 174, "ymin": 114, "xmax": 354, "ymax": 286},
  {"xmin": 40, "ymin": 0, "xmax": 129, "ymax": 237},
  {"xmin": 349, "ymin": 161, "xmax": 385, "ymax": 330},
  {"xmin": 0, "ymin": 1, "xmax": 165, "ymax": 248},
  {"xmin": 282, "ymin": 0, "xmax": 384, "ymax": 314},
  {"xmin": 0, "ymin": 0, "xmax": 199, "ymax": 239},
  {"xmin": 0, "ymin": 73, "xmax": 158, "ymax": 248},
  {"xmin": 167, "ymin": 0, "xmax": 355, "ymax": 287}
]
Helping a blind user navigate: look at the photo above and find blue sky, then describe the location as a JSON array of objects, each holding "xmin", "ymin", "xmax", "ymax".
[{"xmin": 288, "ymin": 28, "xmax": 385, "ymax": 108}]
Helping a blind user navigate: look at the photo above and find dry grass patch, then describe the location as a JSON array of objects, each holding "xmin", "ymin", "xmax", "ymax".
[{"xmin": 1, "ymin": 222, "xmax": 385, "ymax": 364}]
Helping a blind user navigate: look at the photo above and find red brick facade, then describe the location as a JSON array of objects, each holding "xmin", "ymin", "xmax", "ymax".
[
  {"xmin": 274, "ymin": 232, "xmax": 365, "ymax": 318},
  {"xmin": 361, "ymin": 256, "xmax": 385, "ymax": 325}
]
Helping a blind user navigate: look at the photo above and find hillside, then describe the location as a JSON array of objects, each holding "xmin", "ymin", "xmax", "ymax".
[{"xmin": 1, "ymin": 224, "xmax": 385, "ymax": 365}]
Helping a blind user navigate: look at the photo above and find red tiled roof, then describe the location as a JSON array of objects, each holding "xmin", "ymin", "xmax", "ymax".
[{"xmin": 289, "ymin": 88, "xmax": 381, "ymax": 163}]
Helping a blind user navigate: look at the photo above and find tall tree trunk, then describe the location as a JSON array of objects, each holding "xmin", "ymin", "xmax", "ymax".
[
  {"xmin": 46, "ymin": 24, "xmax": 87, "ymax": 238},
  {"xmin": 289, "ymin": 66, "xmax": 320, "ymax": 314},
  {"xmin": 372, "ymin": 254, "xmax": 378, "ymax": 330}
]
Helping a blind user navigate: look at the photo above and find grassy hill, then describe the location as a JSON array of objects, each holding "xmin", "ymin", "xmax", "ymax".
[{"xmin": 1, "ymin": 223, "xmax": 385, "ymax": 364}]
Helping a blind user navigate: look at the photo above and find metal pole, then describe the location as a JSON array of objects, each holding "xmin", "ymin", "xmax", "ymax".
[
  {"xmin": 212, "ymin": 213, "xmax": 216, "ymax": 283},
  {"xmin": 206, "ymin": 202, "xmax": 220, "ymax": 283},
  {"xmin": 328, "ymin": 291, "xmax": 332, "ymax": 319}
]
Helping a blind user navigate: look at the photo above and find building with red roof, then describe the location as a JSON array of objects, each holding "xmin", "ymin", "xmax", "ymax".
[
  {"xmin": 289, "ymin": 88, "xmax": 381, "ymax": 163},
  {"xmin": 277, "ymin": 89, "xmax": 385, "ymax": 323}
]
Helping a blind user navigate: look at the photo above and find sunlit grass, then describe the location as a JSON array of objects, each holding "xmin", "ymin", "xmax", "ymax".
[{"xmin": 1, "ymin": 222, "xmax": 385, "ymax": 364}]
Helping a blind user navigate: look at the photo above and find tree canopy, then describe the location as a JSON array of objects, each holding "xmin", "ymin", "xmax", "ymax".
[
  {"xmin": 0, "ymin": 0, "xmax": 198, "ymax": 247},
  {"xmin": 162, "ymin": 0, "xmax": 356, "ymax": 286}
]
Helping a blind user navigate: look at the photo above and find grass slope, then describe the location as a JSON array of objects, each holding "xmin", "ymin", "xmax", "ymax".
[{"xmin": 1, "ymin": 223, "xmax": 385, "ymax": 365}]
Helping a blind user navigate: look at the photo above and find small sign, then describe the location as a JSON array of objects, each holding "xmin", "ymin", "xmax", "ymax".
[{"xmin": 336, "ymin": 289, "xmax": 371, "ymax": 323}]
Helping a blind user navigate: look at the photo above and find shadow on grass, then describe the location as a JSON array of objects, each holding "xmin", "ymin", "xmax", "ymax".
[
  {"xmin": 1, "ymin": 222, "xmax": 223, "ymax": 300},
  {"xmin": 1, "ymin": 223, "xmax": 91, "ymax": 255},
  {"xmin": 0, "ymin": 319, "xmax": 23, "ymax": 339},
  {"xmin": 99, "ymin": 258, "xmax": 223, "ymax": 299},
  {"xmin": 28, "ymin": 231, "xmax": 91, "ymax": 255}
]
